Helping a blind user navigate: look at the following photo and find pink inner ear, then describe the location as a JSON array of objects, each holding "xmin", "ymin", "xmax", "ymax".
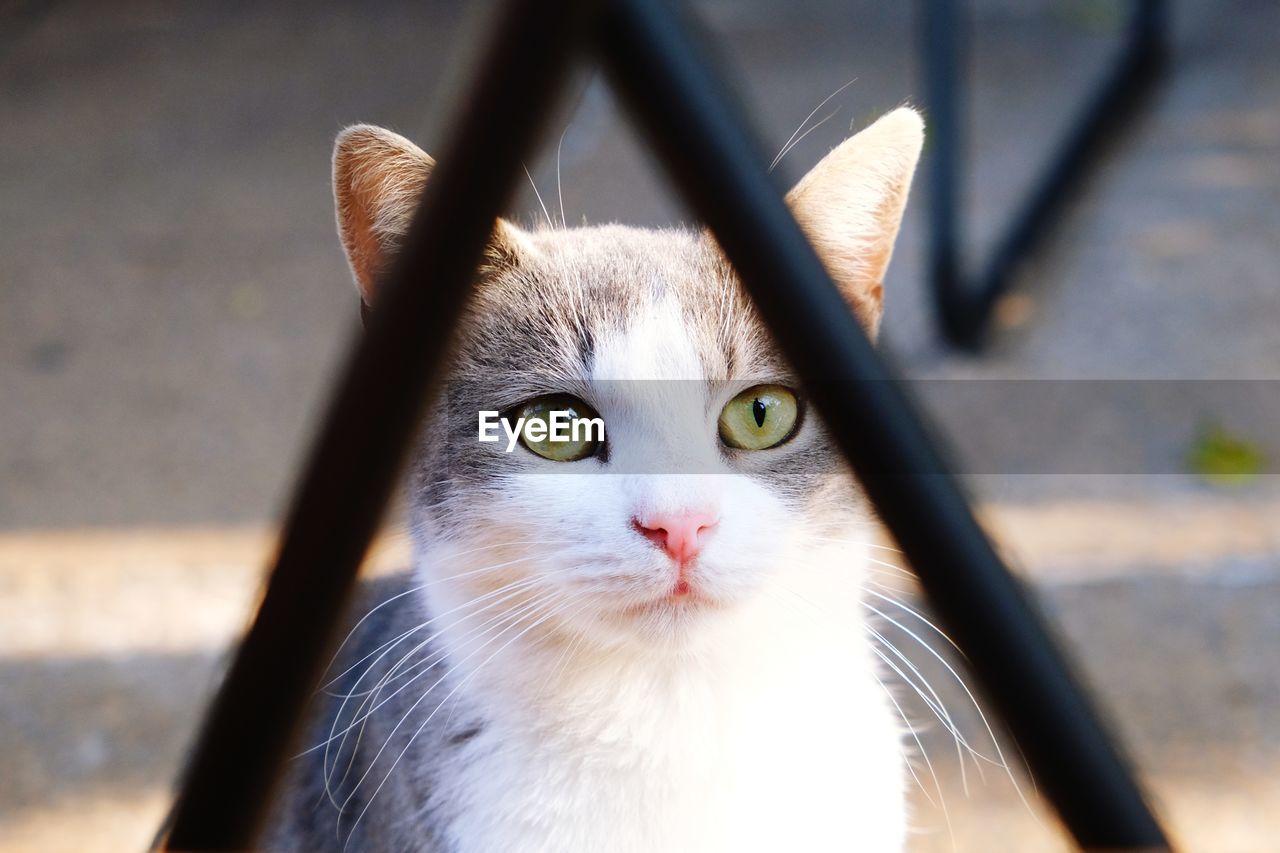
[
  {"xmin": 782, "ymin": 109, "xmax": 923, "ymax": 334},
  {"xmin": 337, "ymin": 186, "xmax": 383, "ymax": 302},
  {"xmin": 333, "ymin": 126, "xmax": 437, "ymax": 305}
]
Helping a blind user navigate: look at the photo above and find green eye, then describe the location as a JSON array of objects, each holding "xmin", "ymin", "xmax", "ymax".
[
  {"xmin": 718, "ymin": 384, "xmax": 800, "ymax": 450},
  {"xmin": 514, "ymin": 394, "xmax": 603, "ymax": 462}
]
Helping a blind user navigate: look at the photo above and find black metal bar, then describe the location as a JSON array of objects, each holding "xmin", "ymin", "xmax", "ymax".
[
  {"xmin": 596, "ymin": 0, "xmax": 1168, "ymax": 848},
  {"xmin": 919, "ymin": 0, "xmax": 975, "ymax": 344},
  {"xmin": 920, "ymin": 0, "xmax": 1168, "ymax": 349},
  {"xmin": 161, "ymin": 1, "xmax": 591, "ymax": 847}
]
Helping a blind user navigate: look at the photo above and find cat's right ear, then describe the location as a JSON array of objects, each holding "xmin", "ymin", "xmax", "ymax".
[
  {"xmin": 784, "ymin": 108, "xmax": 924, "ymax": 337},
  {"xmin": 332, "ymin": 125, "xmax": 525, "ymax": 307}
]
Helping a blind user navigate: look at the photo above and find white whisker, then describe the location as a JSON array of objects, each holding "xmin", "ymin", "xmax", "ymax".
[
  {"xmin": 867, "ymin": 630, "xmax": 979, "ymax": 794},
  {"xmin": 863, "ymin": 586, "xmax": 964, "ymax": 656},
  {"xmin": 555, "ymin": 126, "xmax": 569, "ymax": 228},
  {"xmin": 863, "ymin": 601, "xmax": 1036, "ymax": 815},
  {"xmin": 319, "ymin": 560, "xmax": 557, "ymax": 693},
  {"xmin": 768, "ymin": 76, "xmax": 857, "ymax": 173},
  {"xmin": 328, "ymin": 590, "xmax": 556, "ymax": 827},
  {"xmin": 523, "ymin": 163, "xmax": 554, "ymax": 229},
  {"xmin": 870, "ymin": 665, "xmax": 949, "ymax": 831},
  {"xmin": 770, "ymin": 107, "xmax": 840, "ymax": 173},
  {"xmin": 341, "ymin": 591, "xmax": 584, "ymax": 849},
  {"xmin": 313, "ymin": 575, "xmax": 561, "ymax": 757},
  {"xmin": 318, "ymin": 577, "xmax": 556, "ymax": 809}
]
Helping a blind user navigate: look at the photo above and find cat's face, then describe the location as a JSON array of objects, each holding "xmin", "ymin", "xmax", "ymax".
[
  {"xmin": 415, "ymin": 225, "xmax": 857, "ymax": 646},
  {"xmin": 332, "ymin": 110, "xmax": 922, "ymax": 650}
]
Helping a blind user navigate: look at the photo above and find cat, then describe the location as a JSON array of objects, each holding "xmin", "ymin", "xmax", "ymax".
[{"xmin": 265, "ymin": 106, "xmax": 924, "ymax": 852}]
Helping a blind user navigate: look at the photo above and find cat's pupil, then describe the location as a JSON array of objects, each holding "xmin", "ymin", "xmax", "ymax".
[{"xmin": 752, "ymin": 398, "xmax": 767, "ymax": 428}]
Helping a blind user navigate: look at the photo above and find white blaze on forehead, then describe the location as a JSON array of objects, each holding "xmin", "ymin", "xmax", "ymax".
[
  {"xmin": 590, "ymin": 296, "xmax": 707, "ymax": 382},
  {"xmin": 588, "ymin": 295, "xmax": 719, "ymax": 474}
]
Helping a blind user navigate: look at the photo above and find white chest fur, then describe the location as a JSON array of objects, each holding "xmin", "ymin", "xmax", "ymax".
[{"xmin": 431, "ymin": 580, "xmax": 906, "ymax": 853}]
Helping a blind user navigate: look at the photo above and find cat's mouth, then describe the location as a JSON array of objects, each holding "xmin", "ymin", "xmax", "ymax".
[{"xmin": 620, "ymin": 585, "xmax": 722, "ymax": 617}]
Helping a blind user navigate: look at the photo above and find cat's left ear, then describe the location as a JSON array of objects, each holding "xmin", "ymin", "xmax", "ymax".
[
  {"xmin": 332, "ymin": 124, "xmax": 529, "ymax": 308},
  {"xmin": 785, "ymin": 107, "xmax": 924, "ymax": 336}
]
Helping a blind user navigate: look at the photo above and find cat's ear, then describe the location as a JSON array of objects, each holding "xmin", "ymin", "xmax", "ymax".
[
  {"xmin": 784, "ymin": 107, "xmax": 923, "ymax": 336},
  {"xmin": 333, "ymin": 124, "xmax": 526, "ymax": 305}
]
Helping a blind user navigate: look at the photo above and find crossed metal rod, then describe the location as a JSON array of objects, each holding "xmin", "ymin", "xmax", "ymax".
[
  {"xmin": 163, "ymin": 0, "xmax": 1170, "ymax": 849},
  {"xmin": 919, "ymin": 0, "xmax": 1168, "ymax": 348}
]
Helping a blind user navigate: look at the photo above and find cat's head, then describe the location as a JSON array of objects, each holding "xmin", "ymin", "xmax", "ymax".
[{"xmin": 332, "ymin": 109, "xmax": 922, "ymax": 651}]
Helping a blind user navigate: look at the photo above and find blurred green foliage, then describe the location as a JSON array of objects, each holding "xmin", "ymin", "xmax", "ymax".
[{"xmin": 1186, "ymin": 424, "xmax": 1267, "ymax": 485}]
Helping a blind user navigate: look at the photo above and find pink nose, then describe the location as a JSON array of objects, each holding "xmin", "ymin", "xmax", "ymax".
[{"xmin": 633, "ymin": 511, "xmax": 719, "ymax": 564}]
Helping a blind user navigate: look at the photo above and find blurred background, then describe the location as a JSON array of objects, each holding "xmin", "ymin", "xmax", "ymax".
[{"xmin": 2, "ymin": 0, "xmax": 1277, "ymax": 849}]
